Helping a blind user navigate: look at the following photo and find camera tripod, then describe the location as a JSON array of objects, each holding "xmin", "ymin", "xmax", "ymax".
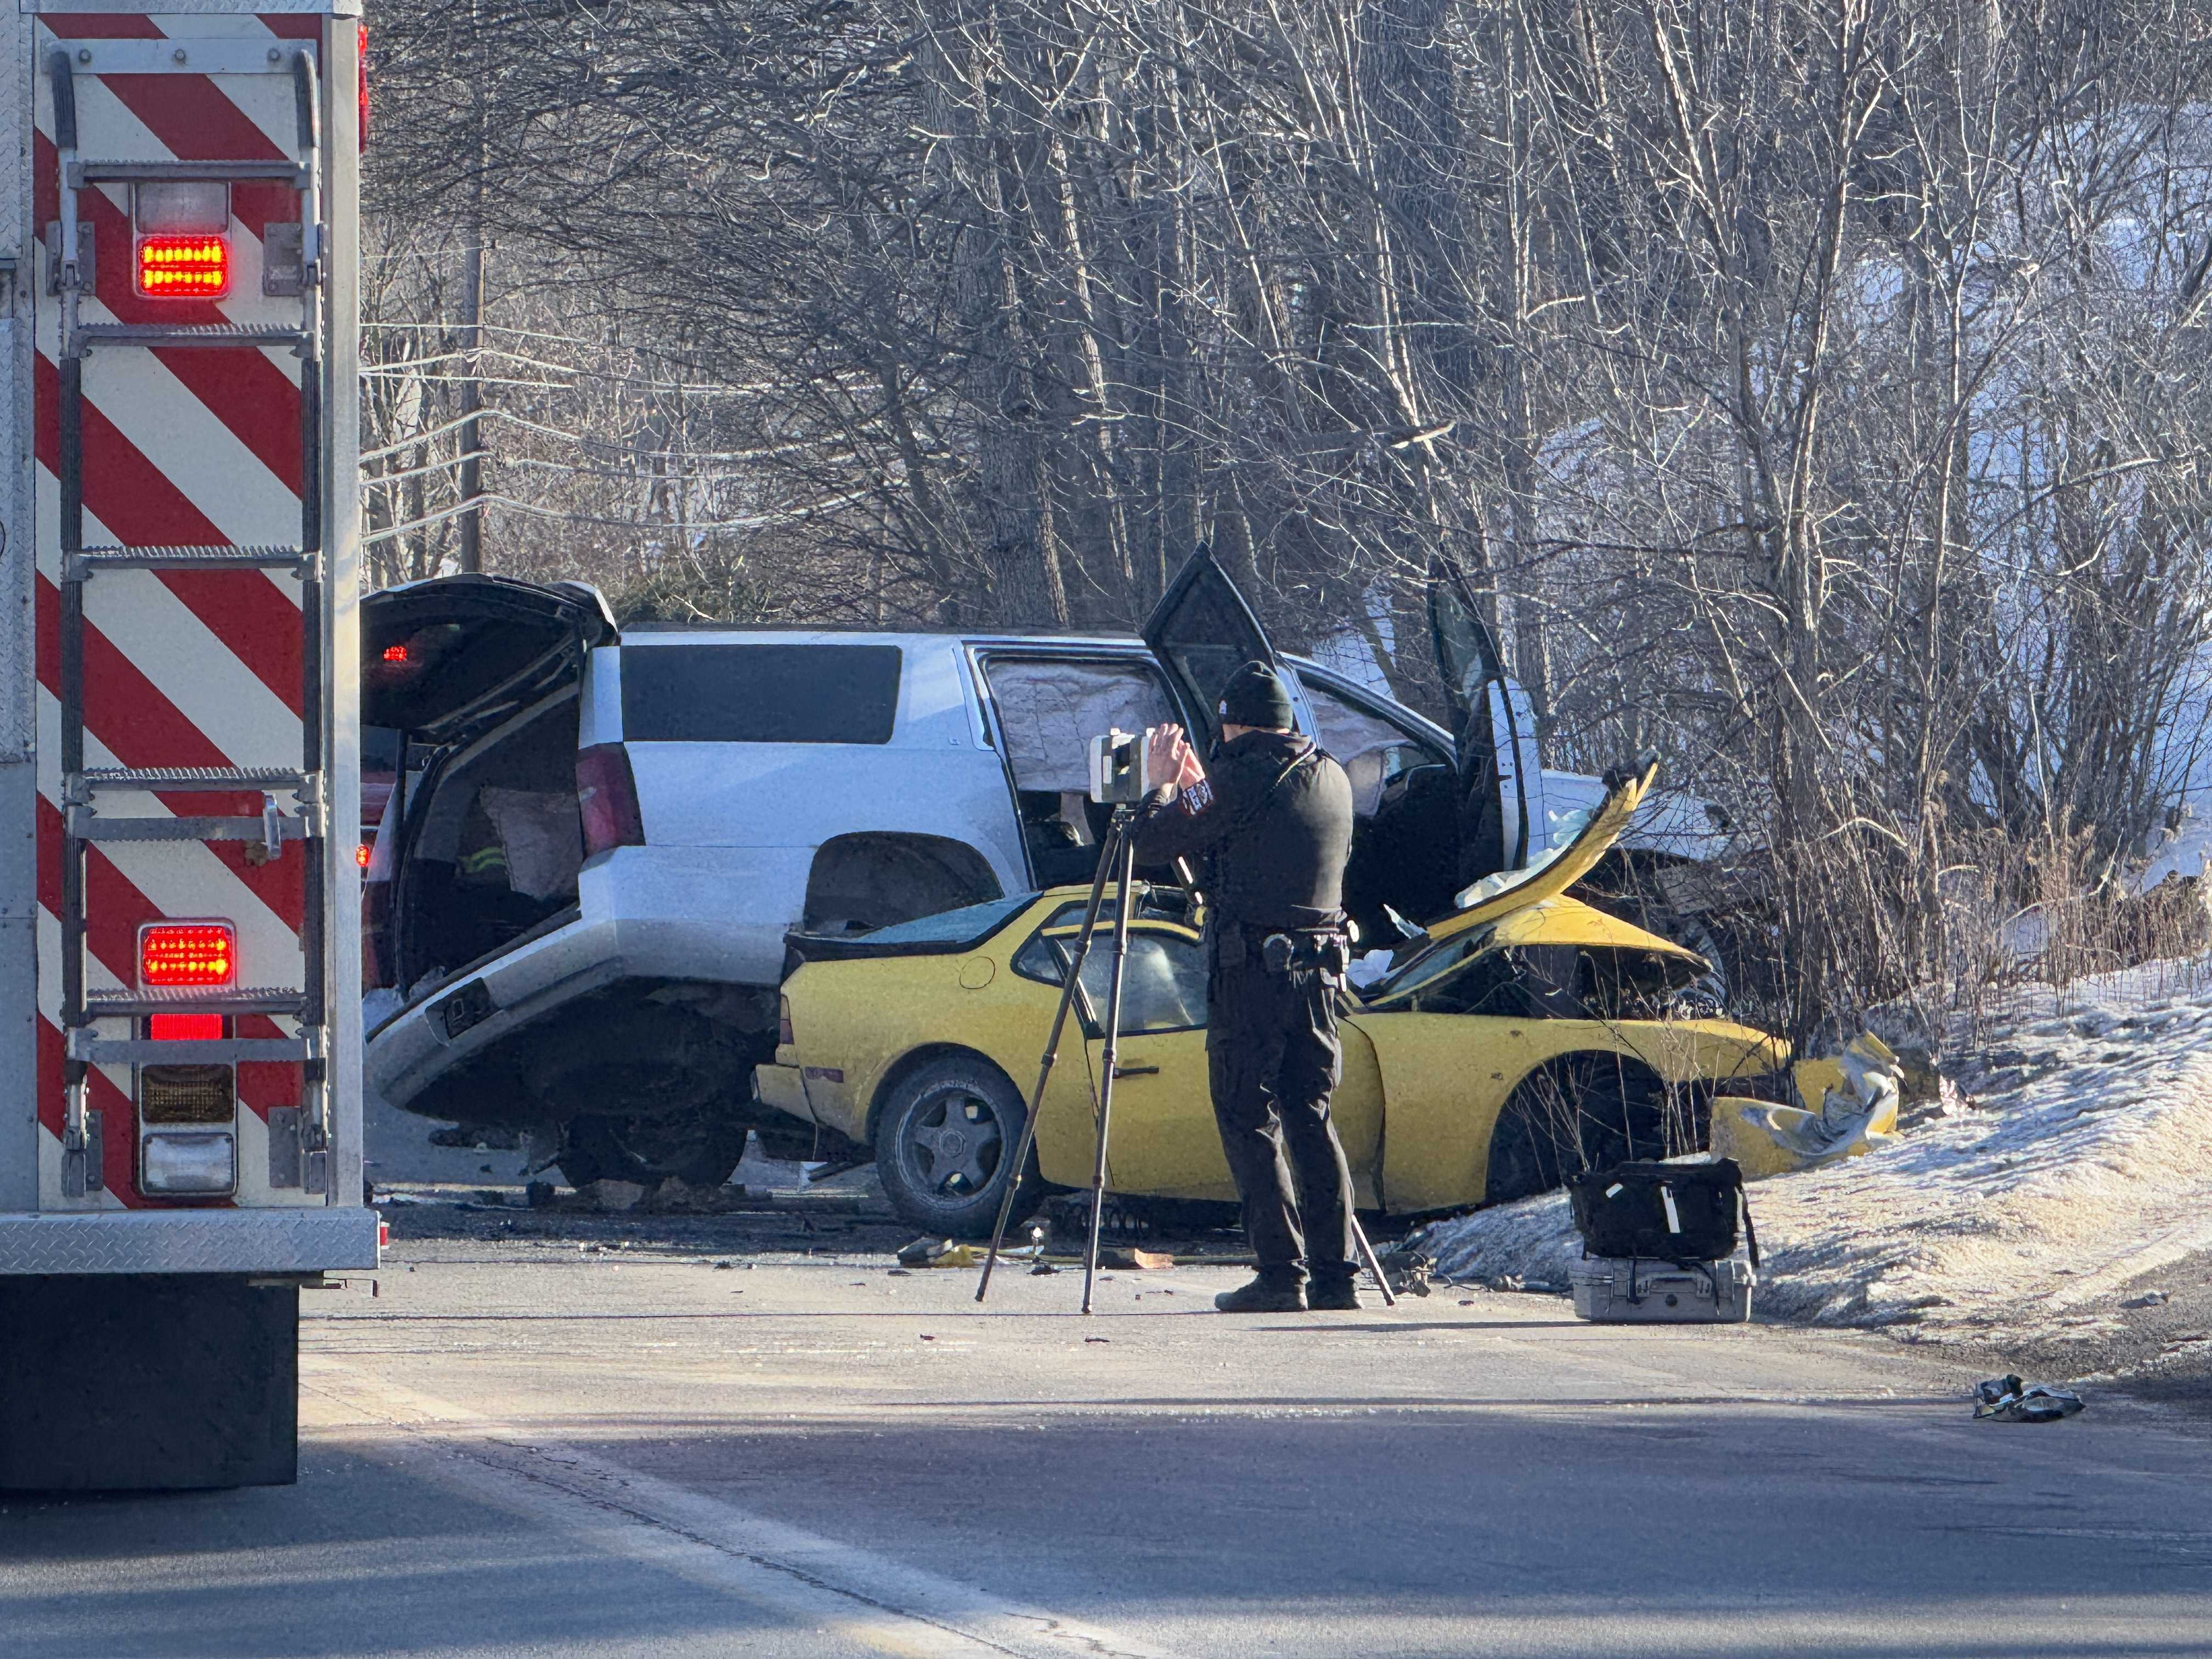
[{"xmin": 974, "ymin": 805, "xmax": 1397, "ymax": 1312}]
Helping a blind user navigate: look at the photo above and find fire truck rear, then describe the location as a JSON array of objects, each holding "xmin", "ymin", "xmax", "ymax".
[{"xmin": 0, "ymin": 4, "xmax": 375, "ymax": 1489}]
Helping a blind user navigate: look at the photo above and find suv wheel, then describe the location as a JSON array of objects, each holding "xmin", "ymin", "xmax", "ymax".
[
  {"xmin": 557, "ymin": 1107, "xmax": 748, "ymax": 1192},
  {"xmin": 874, "ymin": 1056, "xmax": 1044, "ymax": 1239}
]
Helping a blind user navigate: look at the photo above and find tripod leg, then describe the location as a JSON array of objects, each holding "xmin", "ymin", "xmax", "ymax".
[
  {"xmin": 1347, "ymin": 1209, "xmax": 1397, "ymax": 1308},
  {"xmin": 1081, "ymin": 814, "xmax": 1141, "ymax": 1316},
  {"xmin": 975, "ymin": 817, "xmax": 1125, "ymax": 1304}
]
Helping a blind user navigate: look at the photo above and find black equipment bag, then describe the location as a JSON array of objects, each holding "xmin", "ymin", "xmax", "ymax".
[{"xmin": 1568, "ymin": 1160, "xmax": 1759, "ymax": 1267}]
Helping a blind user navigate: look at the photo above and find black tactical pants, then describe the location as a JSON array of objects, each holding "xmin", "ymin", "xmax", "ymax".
[{"xmin": 1206, "ymin": 958, "xmax": 1358, "ymax": 1284}]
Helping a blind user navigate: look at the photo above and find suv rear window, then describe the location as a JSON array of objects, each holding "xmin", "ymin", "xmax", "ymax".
[{"xmin": 622, "ymin": 644, "xmax": 902, "ymax": 744}]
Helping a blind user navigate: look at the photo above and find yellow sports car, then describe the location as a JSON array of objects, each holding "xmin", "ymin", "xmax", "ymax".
[{"xmin": 756, "ymin": 769, "xmax": 1796, "ymax": 1238}]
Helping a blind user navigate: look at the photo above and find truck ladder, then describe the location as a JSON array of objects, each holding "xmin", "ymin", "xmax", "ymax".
[{"xmin": 49, "ymin": 49, "xmax": 331, "ymax": 1198}]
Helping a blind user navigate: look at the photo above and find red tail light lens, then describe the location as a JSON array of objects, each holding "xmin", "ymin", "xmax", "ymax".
[
  {"xmin": 779, "ymin": 995, "xmax": 795, "ymax": 1047},
  {"xmin": 140, "ymin": 923, "xmax": 236, "ymax": 989},
  {"xmin": 149, "ymin": 1013, "xmax": 224, "ymax": 1041},
  {"xmin": 137, "ymin": 235, "xmax": 230, "ymax": 298},
  {"xmin": 576, "ymin": 744, "xmax": 645, "ymax": 855},
  {"xmin": 358, "ymin": 23, "xmax": 371, "ymax": 151}
]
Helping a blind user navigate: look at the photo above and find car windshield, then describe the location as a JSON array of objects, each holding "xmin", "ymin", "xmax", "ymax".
[
  {"xmin": 850, "ymin": 894, "xmax": 1035, "ymax": 948},
  {"xmin": 1362, "ymin": 927, "xmax": 1494, "ymax": 1004}
]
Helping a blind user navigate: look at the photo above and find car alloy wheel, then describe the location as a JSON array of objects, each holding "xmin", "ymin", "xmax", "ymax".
[{"xmin": 874, "ymin": 1056, "xmax": 1045, "ymax": 1239}]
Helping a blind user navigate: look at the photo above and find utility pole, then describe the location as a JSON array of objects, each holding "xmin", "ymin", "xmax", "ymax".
[{"xmin": 456, "ymin": 0, "xmax": 486, "ymax": 573}]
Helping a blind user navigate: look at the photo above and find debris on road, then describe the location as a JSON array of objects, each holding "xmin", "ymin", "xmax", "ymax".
[
  {"xmin": 1096, "ymin": 1246, "xmax": 1175, "ymax": 1271},
  {"xmin": 896, "ymin": 1237, "xmax": 983, "ymax": 1268},
  {"xmin": 1378, "ymin": 1245, "xmax": 1437, "ymax": 1296},
  {"xmin": 1973, "ymin": 1376, "xmax": 2086, "ymax": 1422}
]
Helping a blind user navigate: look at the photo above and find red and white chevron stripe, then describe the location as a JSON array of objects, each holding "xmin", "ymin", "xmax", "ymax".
[{"xmin": 32, "ymin": 9, "xmax": 323, "ymax": 1208}]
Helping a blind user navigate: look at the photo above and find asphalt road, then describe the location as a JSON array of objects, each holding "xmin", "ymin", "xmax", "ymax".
[{"xmin": 4, "ymin": 1195, "xmax": 2211, "ymax": 1659}]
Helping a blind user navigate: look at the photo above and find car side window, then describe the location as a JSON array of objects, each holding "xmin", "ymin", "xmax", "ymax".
[
  {"xmin": 1011, "ymin": 926, "xmax": 1209, "ymax": 1034},
  {"xmin": 1301, "ymin": 680, "xmax": 1449, "ymax": 817},
  {"xmin": 980, "ymin": 657, "xmax": 1179, "ymax": 886}
]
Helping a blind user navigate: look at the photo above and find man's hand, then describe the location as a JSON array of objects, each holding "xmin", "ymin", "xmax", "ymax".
[{"xmin": 1144, "ymin": 724, "xmax": 1206, "ymax": 800}]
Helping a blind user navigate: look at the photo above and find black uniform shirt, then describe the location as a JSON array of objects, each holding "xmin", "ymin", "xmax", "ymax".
[{"xmin": 1130, "ymin": 730, "xmax": 1354, "ymax": 930}]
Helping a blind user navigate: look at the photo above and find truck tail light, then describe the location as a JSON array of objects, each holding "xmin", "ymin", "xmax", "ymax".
[
  {"xmin": 576, "ymin": 744, "xmax": 644, "ymax": 855},
  {"xmin": 140, "ymin": 922, "xmax": 236, "ymax": 989},
  {"xmin": 137, "ymin": 234, "xmax": 230, "ymax": 298},
  {"xmin": 140, "ymin": 1131, "xmax": 236, "ymax": 1195},
  {"xmin": 358, "ymin": 23, "xmax": 371, "ymax": 151},
  {"xmin": 779, "ymin": 995, "xmax": 795, "ymax": 1047},
  {"xmin": 149, "ymin": 1014, "xmax": 223, "ymax": 1042}
]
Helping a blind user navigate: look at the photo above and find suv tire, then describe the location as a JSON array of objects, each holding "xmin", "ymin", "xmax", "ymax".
[
  {"xmin": 874, "ymin": 1055, "xmax": 1045, "ymax": 1239},
  {"xmin": 557, "ymin": 1108, "xmax": 749, "ymax": 1192}
]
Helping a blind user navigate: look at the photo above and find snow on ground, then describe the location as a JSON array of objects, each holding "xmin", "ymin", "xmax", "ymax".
[{"xmin": 1413, "ymin": 956, "xmax": 2212, "ymax": 1353}]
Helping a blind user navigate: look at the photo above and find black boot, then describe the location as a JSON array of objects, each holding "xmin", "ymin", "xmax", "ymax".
[
  {"xmin": 1214, "ymin": 1274, "xmax": 1307, "ymax": 1313},
  {"xmin": 1306, "ymin": 1275, "xmax": 1363, "ymax": 1311}
]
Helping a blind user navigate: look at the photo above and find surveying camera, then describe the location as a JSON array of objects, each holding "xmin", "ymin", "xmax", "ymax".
[{"xmin": 1087, "ymin": 728, "xmax": 1154, "ymax": 805}]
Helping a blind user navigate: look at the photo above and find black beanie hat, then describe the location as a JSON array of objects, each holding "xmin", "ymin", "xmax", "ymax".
[{"xmin": 1218, "ymin": 659, "xmax": 1295, "ymax": 730}]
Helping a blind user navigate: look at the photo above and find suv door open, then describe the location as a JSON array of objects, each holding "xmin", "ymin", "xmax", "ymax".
[
  {"xmin": 1141, "ymin": 546, "xmax": 1307, "ymax": 750},
  {"xmin": 1430, "ymin": 556, "xmax": 1546, "ymax": 885}
]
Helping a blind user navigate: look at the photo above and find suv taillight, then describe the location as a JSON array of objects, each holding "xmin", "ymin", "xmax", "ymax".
[
  {"xmin": 779, "ymin": 995, "xmax": 795, "ymax": 1047},
  {"xmin": 577, "ymin": 743, "xmax": 645, "ymax": 855}
]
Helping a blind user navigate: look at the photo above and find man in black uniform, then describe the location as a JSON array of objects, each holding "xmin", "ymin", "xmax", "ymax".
[{"xmin": 1131, "ymin": 661, "xmax": 1362, "ymax": 1313}]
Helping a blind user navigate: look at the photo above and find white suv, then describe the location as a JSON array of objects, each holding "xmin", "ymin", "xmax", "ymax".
[{"xmin": 359, "ymin": 552, "xmax": 1550, "ymax": 1187}]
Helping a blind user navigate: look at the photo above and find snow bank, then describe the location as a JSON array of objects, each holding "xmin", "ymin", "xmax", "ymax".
[{"xmin": 1413, "ymin": 960, "xmax": 2212, "ymax": 1346}]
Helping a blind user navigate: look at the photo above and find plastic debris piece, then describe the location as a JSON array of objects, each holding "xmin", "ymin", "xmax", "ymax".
[
  {"xmin": 1378, "ymin": 1246, "xmax": 1436, "ymax": 1297},
  {"xmin": 2123, "ymin": 1290, "xmax": 2170, "ymax": 1309},
  {"xmin": 1973, "ymin": 1375, "xmax": 2085, "ymax": 1423},
  {"xmin": 1097, "ymin": 1246, "xmax": 1175, "ymax": 1271}
]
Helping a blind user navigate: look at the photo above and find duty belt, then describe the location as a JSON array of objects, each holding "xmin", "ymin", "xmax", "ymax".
[{"xmin": 1212, "ymin": 917, "xmax": 1351, "ymax": 980}]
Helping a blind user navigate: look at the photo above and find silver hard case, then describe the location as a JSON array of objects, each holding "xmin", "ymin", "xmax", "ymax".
[{"xmin": 1570, "ymin": 1256, "xmax": 1754, "ymax": 1324}]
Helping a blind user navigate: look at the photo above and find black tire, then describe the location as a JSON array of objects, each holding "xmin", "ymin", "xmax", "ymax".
[
  {"xmin": 1482, "ymin": 1054, "xmax": 1683, "ymax": 1206},
  {"xmin": 557, "ymin": 1104, "xmax": 749, "ymax": 1190},
  {"xmin": 874, "ymin": 1054, "xmax": 1045, "ymax": 1239}
]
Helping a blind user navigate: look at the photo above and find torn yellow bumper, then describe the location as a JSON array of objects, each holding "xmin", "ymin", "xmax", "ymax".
[{"xmin": 1711, "ymin": 1034, "xmax": 1902, "ymax": 1180}]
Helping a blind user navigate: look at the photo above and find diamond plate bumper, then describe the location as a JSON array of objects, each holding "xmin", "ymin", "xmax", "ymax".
[{"xmin": 0, "ymin": 1209, "xmax": 379, "ymax": 1275}]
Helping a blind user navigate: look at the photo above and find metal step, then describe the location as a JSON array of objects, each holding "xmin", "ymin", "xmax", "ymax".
[
  {"xmin": 66, "ymin": 1029, "xmax": 319, "ymax": 1066},
  {"xmin": 70, "ymin": 324, "xmax": 309, "ymax": 356},
  {"xmin": 82, "ymin": 986, "xmax": 308, "ymax": 1020},
  {"xmin": 76, "ymin": 766, "xmax": 312, "ymax": 794},
  {"xmin": 65, "ymin": 809, "xmax": 316, "ymax": 845},
  {"xmin": 70, "ymin": 159, "xmax": 309, "ymax": 188},
  {"xmin": 66, "ymin": 544, "xmax": 313, "ymax": 580}
]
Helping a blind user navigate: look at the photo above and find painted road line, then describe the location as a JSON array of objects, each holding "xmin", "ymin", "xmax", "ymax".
[{"xmin": 302, "ymin": 1360, "xmax": 1186, "ymax": 1659}]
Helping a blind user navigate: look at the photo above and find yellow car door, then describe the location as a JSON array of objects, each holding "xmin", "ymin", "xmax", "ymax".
[
  {"xmin": 1062, "ymin": 927, "xmax": 1232, "ymax": 1198},
  {"xmin": 1060, "ymin": 924, "xmax": 1386, "ymax": 1202}
]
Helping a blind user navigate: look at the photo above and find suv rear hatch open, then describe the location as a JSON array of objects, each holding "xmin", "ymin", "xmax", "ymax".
[
  {"xmin": 363, "ymin": 575, "xmax": 615, "ymax": 747},
  {"xmin": 362, "ymin": 578, "xmax": 618, "ymax": 1070}
]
